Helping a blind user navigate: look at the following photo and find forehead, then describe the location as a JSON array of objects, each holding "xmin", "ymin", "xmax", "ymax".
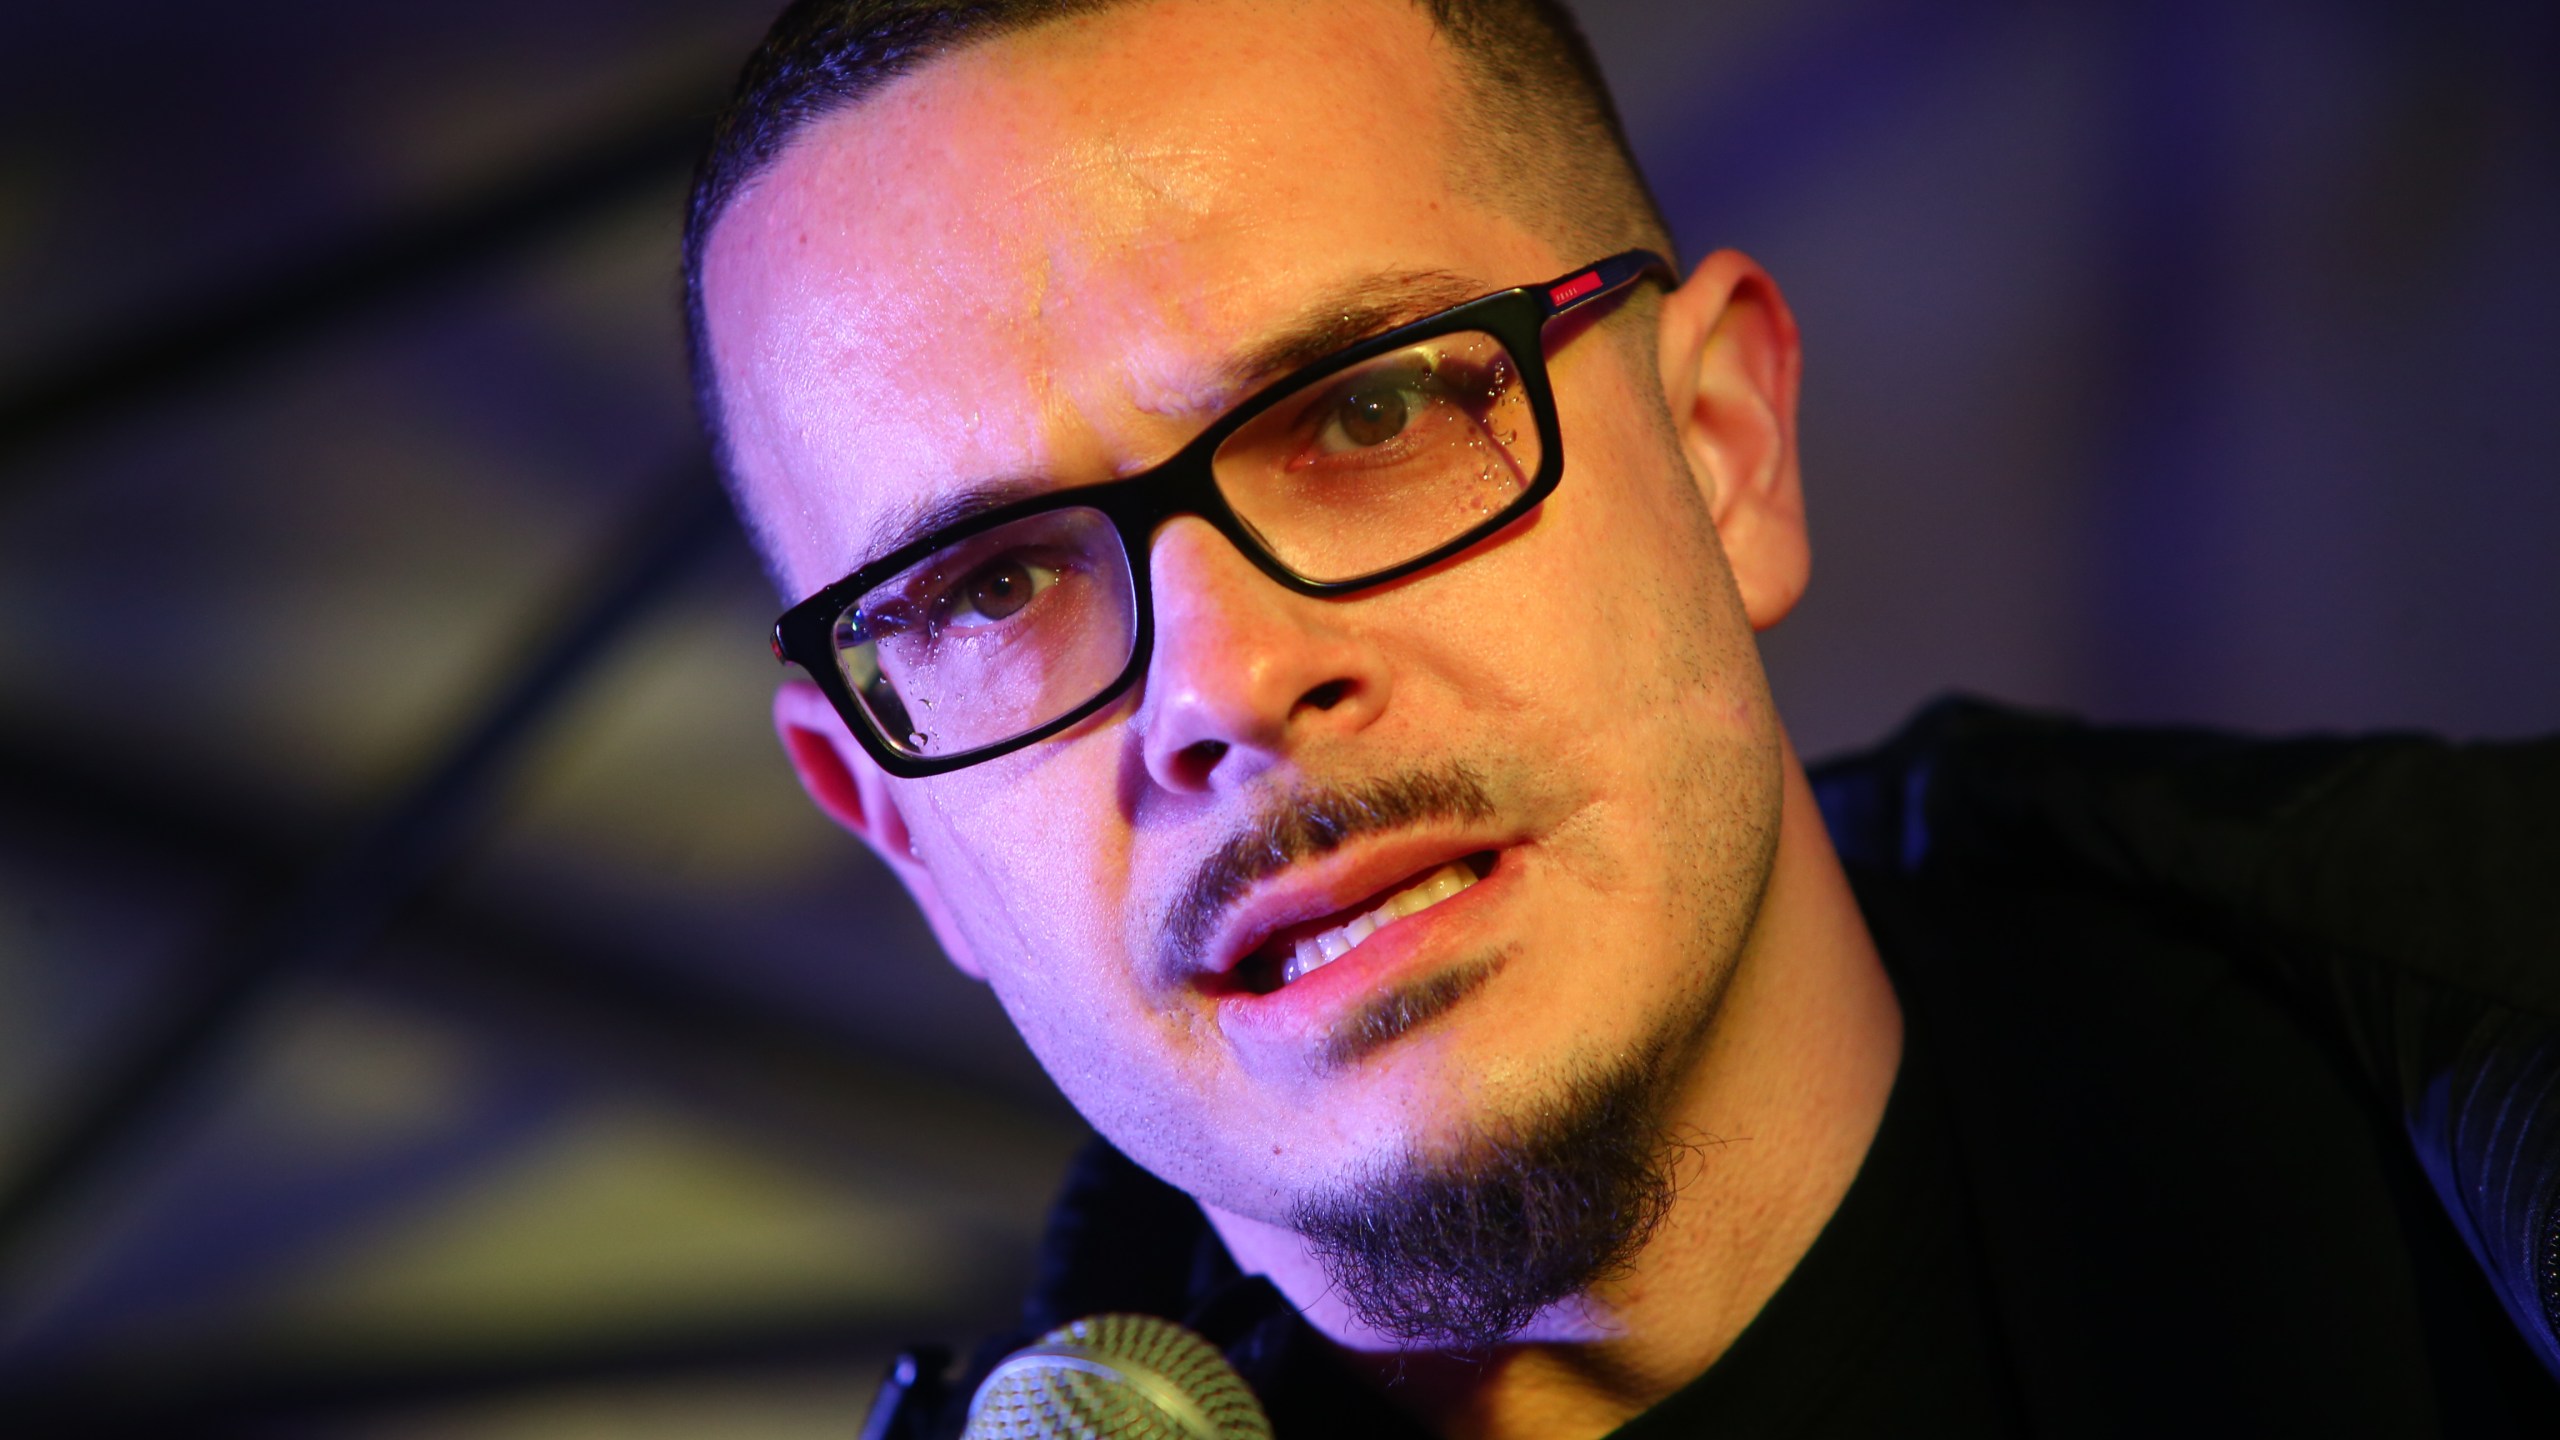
[{"xmin": 701, "ymin": 0, "xmax": 1564, "ymax": 593}]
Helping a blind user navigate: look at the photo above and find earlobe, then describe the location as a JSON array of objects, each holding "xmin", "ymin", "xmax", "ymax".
[
  {"xmin": 772, "ymin": 681, "xmax": 988, "ymax": 980},
  {"xmin": 1657, "ymin": 249, "xmax": 1811, "ymax": 631}
]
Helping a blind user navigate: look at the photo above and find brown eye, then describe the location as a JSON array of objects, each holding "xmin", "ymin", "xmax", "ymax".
[
  {"xmin": 1332, "ymin": 383, "xmax": 1412, "ymax": 449},
  {"xmin": 964, "ymin": 558, "xmax": 1038, "ymax": 621}
]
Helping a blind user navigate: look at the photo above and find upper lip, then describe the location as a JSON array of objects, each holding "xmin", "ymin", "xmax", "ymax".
[{"xmin": 1193, "ymin": 830, "xmax": 1502, "ymax": 982}]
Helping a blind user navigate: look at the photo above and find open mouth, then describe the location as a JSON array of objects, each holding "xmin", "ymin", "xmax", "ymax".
[{"xmin": 1232, "ymin": 851, "xmax": 1496, "ymax": 995}]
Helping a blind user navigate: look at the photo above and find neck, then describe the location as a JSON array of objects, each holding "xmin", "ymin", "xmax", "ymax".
[{"xmin": 1203, "ymin": 747, "xmax": 1902, "ymax": 1440}]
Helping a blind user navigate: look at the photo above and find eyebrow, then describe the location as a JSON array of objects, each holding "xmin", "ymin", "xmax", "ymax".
[
  {"xmin": 1215, "ymin": 267, "xmax": 1490, "ymax": 395},
  {"xmin": 853, "ymin": 476, "xmax": 1057, "ymax": 573},
  {"xmin": 848, "ymin": 267, "xmax": 1496, "ymax": 571}
]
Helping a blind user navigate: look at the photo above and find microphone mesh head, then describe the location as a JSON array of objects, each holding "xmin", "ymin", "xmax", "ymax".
[{"xmin": 962, "ymin": 1313, "xmax": 1272, "ymax": 1440}]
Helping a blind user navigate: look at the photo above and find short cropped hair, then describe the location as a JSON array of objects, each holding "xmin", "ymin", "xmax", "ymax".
[{"xmin": 681, "ymin": 0, "xmax": 1673, "ymax": 534}]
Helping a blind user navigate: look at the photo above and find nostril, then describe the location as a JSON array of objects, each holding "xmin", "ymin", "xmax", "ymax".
[
  {"xmin": 1178, "ymin": 739, "xmax": 1230, "ymax": 780},
  {"xmin": 1300, "ymin": 679, "xmax": 1351, "ymax": 712}
]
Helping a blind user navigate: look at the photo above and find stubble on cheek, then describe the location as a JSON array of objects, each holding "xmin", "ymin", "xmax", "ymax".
[{"xmin": 1531, "ymin": 400, "xmax": 1787, "ymax": 1093}]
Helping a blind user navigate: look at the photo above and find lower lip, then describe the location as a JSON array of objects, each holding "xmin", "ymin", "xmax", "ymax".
[{"xmin": 1210, "ymin": 853, "xmax": 1516, "ymax": 1059}]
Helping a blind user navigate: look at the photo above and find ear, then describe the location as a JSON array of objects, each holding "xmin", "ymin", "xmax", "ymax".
[
  {"xmin": 1655, "ymin": 248, "xmax": 1810, "ymax": 631},
  {"xmin": 773, "ymin": 680, "xmax": 988, "ymax": 980}
]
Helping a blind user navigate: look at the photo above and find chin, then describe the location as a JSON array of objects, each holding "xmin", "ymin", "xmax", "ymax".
[{"xmin": 1278, "ymin": 1026, "xmax": 1692, "ymax": 1350}]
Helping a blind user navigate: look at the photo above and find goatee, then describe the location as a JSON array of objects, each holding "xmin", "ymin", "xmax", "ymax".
[{"xmin": 1287, "ymin": 1042, "xmax": 1686, "ymax": 1351}]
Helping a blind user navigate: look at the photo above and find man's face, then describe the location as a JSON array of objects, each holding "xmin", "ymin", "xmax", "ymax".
[{"xmin": 704, "ymin": 0, "xmax": 1786, "ymax": 1227}]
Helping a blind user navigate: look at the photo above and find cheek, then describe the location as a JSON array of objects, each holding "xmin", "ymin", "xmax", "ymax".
[
  {"xmin": 1414, "ymin": 404, "xmax": 1750, "ymax": 738},
  {"xmin": 908, "ymin": 745, "xmax": 1147, "ymax": 1037},
  {"xmin": 1415, "ymin": 395, "xmax": 1776, "ymax": 877},
  {"xmin": 1575, "ymin": 403, "xmax": 1760, "ymax": 691}
]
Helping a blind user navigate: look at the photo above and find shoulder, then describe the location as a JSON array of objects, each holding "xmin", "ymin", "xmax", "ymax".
[
  {"xmin": 1811, "ymin": 695, "xmax": 2560, "ymax": 1010},
  {"xmin": 1813, "ymin": 698, "xmax": 2560, "ymax": 1411}
]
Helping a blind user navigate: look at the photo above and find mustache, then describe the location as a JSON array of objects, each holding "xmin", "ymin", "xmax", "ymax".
[{"xmin": 1159, "ymin": 762, "xmax": 1496, "ymax": 975}]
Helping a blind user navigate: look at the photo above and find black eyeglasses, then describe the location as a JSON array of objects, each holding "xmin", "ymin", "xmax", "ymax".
[{"xmin": 773, "ymin": 249, "xmax": 1674, "ymax": 778}]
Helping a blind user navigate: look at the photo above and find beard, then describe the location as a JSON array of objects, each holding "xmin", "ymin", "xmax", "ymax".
[
  {"xmin": 1285, "ymin": 1035, "xmax": 1688, "ymax": 1352},
  {"xmin": 1154, "ymin": 566, "xmax": 1778, "ymax": 1350}
]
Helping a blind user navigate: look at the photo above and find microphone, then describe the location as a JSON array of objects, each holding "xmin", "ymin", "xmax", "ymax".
[{"xmin": 962, "ymin": 1313, "xmax": 1273, "ymax": 1439}]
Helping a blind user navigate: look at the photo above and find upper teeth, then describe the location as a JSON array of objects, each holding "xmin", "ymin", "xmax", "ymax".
[{"xmin": 1280, "ymin": 861, "xmax": 1478, "ymax": 986}]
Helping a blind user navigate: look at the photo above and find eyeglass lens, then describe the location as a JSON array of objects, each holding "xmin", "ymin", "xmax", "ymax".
[
  {"xmin": 1211, "ymin": 330, "xmax": 1541, "ymax": 582},
  {"xmin": 831, "ymin": 328, "xmax": 1542, "ymax": 759}
]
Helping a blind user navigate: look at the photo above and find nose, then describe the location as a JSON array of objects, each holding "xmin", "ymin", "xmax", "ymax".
[{"xmin": 1133, "ymin": 517, "xmax": 1392, "ymax": 793}]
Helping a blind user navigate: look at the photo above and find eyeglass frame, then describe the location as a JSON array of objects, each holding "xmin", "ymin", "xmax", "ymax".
[{"xmin": 772, "ymin": 247, "xmax": 1677, "ymax": 779}]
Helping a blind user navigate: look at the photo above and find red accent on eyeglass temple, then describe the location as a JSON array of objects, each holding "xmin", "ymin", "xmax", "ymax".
[{"xmin": 1548, "ymin": 271, "xmax": 1604, "ymax": 307}]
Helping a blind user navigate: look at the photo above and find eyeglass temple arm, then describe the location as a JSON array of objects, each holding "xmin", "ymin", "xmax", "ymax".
[{"xmin": 1539, "ymin": 249, "xmax": 1676, "ymax": 319}]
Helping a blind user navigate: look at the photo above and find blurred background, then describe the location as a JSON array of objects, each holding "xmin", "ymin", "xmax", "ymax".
[{"xmin": 0, "ymin": 0, "xmax": 2551, "ymax": 1433}]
